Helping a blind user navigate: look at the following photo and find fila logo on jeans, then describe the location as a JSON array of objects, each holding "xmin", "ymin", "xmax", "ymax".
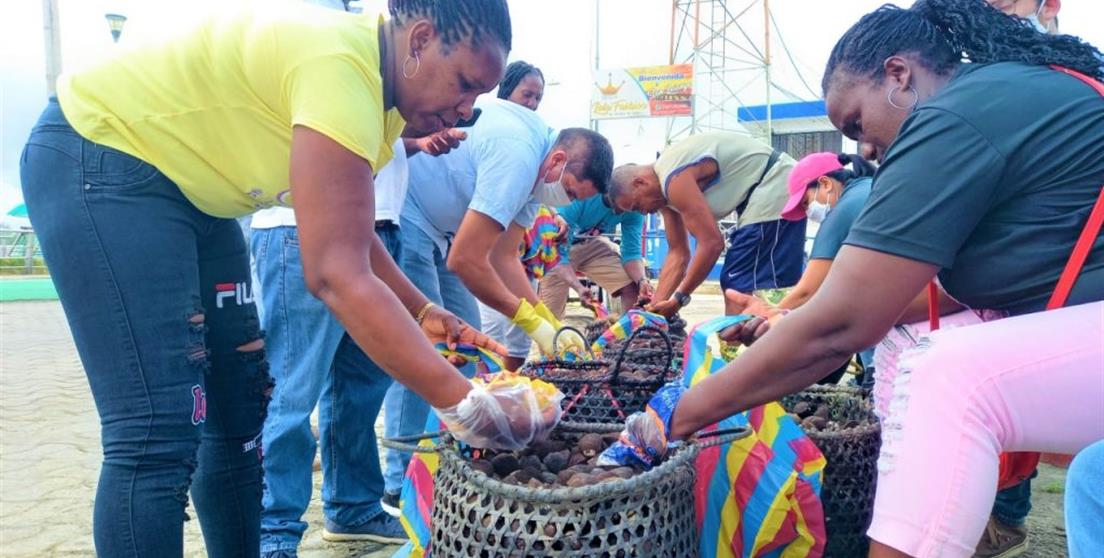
[
  {"xmin": 215, "ymin": 282, "xmax": 253, "ymax": 309},
  {"xmin": 191, "ymin": 385, "xmax": 207, "ymax": 425}
]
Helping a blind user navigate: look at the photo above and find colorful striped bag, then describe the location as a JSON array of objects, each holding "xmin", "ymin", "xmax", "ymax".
[
  {"xmin": 685, "ymin": 316, "xmax": 828, "ymax": 558},
  {"xmin": 589, "ymin": 309, "xmax": 669, "ymax": 357}
]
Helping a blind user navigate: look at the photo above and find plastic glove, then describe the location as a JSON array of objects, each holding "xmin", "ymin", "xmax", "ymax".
[
  {"xmin": 597, "ymin": 381, "xmax": 686, "ymax": 468},
  {"xmin": 433, "ymin": 372, "xmax": 564, "ymax": 450},
  {"xmin": 534, "ymin": 301, "xmax": 587, "ymax": 356}
]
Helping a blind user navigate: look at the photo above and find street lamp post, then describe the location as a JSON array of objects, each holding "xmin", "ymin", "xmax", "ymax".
[{"xmin": 105, "ymin": 13, "xmax": 127, "ymax": 43}]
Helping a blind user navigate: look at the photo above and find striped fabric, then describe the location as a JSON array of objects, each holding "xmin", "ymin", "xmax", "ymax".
[
  {"xmin": 589, "ymin": 309, "xmax": 669, "ymax": 357},
  {"xmin": 684, "ymin": 316, "xmax": 828, "ymax": 558}
]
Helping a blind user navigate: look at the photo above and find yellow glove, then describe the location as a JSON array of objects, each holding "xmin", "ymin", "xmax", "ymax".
[
  {"xmin": 533, "ymin": 301, "xmax": 562, "ymax": 328},
  {"xmin": 511, "ymin": 299, "xmax": 559, "ymax": 356},
  {"xmin": 535, "ymin": 301, "xmax": 587, "ymax": 357}
]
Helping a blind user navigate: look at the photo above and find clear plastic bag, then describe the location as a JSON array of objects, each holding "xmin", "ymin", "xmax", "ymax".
[{"xmin": 434, "ymin": 372, "xmax": 564, "ymax": 450}]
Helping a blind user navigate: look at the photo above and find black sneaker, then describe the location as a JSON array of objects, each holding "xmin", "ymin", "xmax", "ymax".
[
  {"xmin": 322, "ymin": 513, "xmax": 407, "ymax": 544},
  {"xmin": 381, "ymin": 491, "xmax": 401, "ymax": 517}
]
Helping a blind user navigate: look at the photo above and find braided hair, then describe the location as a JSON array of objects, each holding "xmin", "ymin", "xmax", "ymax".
[
  {"xmin": 822, "ymin": 0, "xmax": 1103, "ymax": 93},
  {"xmin": 389, "ymin": 0, "xmax": 512, "ymax": 51},
  {"xmin": 823, "ymin": 153, "xmax": 877, "ymax": 186},
  {"xmin": 497, "ymin": 60, "xmax": 544, "ymax": 99},
  {"xmin": 797, "ymin": 153, "xmax": 877, "ymax": 193}
]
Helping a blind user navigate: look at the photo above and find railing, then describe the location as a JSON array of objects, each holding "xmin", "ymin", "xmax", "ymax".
[{"xmin": 0, "ymin": 229, "xmax": 48, "ymax": 275}]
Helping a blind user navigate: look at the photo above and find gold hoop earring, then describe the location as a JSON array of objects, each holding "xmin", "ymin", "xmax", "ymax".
[{"xmin": 402, "ymin": 51, "xmax": 421, "ymax": 79}]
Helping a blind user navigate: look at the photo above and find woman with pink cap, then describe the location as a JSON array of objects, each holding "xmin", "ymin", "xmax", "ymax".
[
  {"xmin": 777, "ymin": 152, "xmax": 876, "ymax": 311},
  {"xmin": 725, "ymin": 151, "xmax": 877, "ymax": 384}
]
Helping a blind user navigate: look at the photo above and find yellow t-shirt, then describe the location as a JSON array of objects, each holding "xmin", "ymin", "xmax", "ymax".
[{"xmin": 57, "ymin": 3, "xmax": 405, "ymax": 218}]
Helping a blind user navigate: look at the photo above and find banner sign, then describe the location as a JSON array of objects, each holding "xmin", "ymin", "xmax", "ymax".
[{"xmin": 590, "ymin": 64, "xmax": 693, "ymax": 120}]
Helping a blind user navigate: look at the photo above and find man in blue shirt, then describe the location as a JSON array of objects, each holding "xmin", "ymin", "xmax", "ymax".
[
  {"xmin": 539, "ymin": 196, "xmax": 652, "ymax": 318},
  {"xmin": 382, "ymin": 97, "xmax": 614, "ymax": 502}
]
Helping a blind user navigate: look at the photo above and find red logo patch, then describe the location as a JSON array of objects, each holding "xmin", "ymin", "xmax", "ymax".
[{"xmin": 191, "ymin": 385, "xmax": 207, "ymax": 425}]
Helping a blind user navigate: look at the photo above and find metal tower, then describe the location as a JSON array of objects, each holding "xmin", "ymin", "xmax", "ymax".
[{"xmin": 666, "ymin": 0, "xmax": 777, "ymax": 144}]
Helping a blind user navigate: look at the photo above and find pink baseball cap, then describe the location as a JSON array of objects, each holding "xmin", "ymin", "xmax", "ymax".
[{"xmin": 780, "ymin": 152, "xmax": 844, "ymax": 221}]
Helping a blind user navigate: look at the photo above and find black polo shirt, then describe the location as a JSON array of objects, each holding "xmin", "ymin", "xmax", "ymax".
[{"xmin": 846, "ymin": 62, "xmax": 1104, "ymax": 315}]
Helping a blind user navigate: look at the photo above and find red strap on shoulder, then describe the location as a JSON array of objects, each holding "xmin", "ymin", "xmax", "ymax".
[
  {"xmin": 928, "ymin": 281, "xmax": 940, "ymax": 331},
  {"xmin": 1050, "ymin": 65, "xmax": 1104, "ymax": 96},
  {"xmin": 1048, "ymin": 187, "xmax": 1104, "ymax": 309},
  {"xmin": 928, "ymin": 66, "xmax": 1104, "ymax": 327},
  {"xmin": 1045, "ymin": 66, "xmax": 1104, "ymax": 309}
]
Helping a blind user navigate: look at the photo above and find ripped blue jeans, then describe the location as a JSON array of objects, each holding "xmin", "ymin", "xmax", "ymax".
[{"xmin": 20, "ymin": 99, "xmax": 268, "ymax": 558}]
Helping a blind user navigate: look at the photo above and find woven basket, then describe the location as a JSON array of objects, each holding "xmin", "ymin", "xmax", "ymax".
[
  {"xmin": 425, "ymin": 422, "xmax": 748, "ymax": 558},
  {"xmin": 584, "ymin": 317, "xmax": 619, "ymax": 345},
  {"xmin": 666, "ymin": 315, "xmax": 688, "ymax": 345},
  {"xmin": 586, "ymin": 317, "xmax": 688, "ymax": 369},
  {"xmin": 781, "ymin": 385, "xmax": 881, "ymax": 558},
  {"xmin": 599, "ymin": 325, "xmax": 678, "ymax": 369},
  {"xmin": 523, "ymin": 326, "xmax": 681, "ymax": 424}
]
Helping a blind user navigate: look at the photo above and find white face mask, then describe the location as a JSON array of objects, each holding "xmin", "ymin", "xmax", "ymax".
[
  {"xmin": 806, "ymin": 185, "xmax": 833, "ymax": 224},
  {"xmin": 536, "ymin": 160, "xmax": 572, "ymax": 207}
]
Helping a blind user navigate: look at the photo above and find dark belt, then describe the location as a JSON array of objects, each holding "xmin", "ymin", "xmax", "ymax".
[
  {"xmin": 734, "ymin": 148, "xmax": 782, "ymax": 217},
  {"xmin": 375, "ymin": 219, "xmax": 397, "ymax": 230}
]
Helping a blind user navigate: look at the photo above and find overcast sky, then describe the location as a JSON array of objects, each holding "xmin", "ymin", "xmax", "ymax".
[{"xmin": 3, "ymin": 0, "xmax": 1102, "ymax": 209}]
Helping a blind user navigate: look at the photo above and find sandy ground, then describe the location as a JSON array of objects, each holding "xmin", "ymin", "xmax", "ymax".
[{"xmin": 0, "ymin": 297, "xmax": 1069, "ymax": 557}]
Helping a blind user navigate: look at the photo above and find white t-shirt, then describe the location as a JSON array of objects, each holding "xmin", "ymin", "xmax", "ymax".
[
  {"xmin": 402, "ymin": 98, "xmax": 551, "ymax": 255},
  {"xmin": 251, "ymin": 138, "xmax": 408, "ymax": 228}
]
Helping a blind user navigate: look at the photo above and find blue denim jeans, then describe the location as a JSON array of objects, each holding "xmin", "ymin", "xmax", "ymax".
[
  {"xmin": 858, "ymin": 347, "xmax": 877, "ymax": 390},
  {"xmin": 992, "ymin": 471, "xmax": 1035, "ymax": 526},
  {"xmin": 252, "ymin": 224, "xmax": 400, "ymax": 553},
  {"xmin": 21, "ymin": 100, "xmax": 267, "ymax": 558},
  {"xmin": 382, "ymin": 218, "xmax": 480, "ymax": 493},
  {"xmin": 1066, "ymin": 440, "xmax": 1104, "ymax": 558}
]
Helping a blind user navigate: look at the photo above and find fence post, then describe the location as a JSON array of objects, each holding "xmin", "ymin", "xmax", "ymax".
[{"xmin": 24, "ymin": 234, "xmax": 36, "ymax": 275}]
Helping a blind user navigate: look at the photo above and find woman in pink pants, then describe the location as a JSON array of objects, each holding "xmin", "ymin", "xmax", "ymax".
[{"xmin": 654, "ymin": 1, "xmax": 1104, "ymax": 556}]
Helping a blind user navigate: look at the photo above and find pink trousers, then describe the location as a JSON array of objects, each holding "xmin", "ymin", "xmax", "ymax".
[{"xmin": 867, "ymin": 302, "xmax": 1104, "ymax": 557}]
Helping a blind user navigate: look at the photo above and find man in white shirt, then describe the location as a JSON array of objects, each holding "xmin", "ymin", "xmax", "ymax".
[
  {"xmin": 251, "ymin": 128, "xmax": 467, "ymax": 554},
  {"xmin": 382, "ymin": 97, "xmax": 613, "ymax": 501}
]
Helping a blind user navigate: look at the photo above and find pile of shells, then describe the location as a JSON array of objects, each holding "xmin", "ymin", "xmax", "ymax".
[
  {"xmin": 786, "ymin": 400, "xmax": 863, "ymax": 432},
  {"xmin": 468, "ymin": 431, "xmax": 645, "ymax": 489}
]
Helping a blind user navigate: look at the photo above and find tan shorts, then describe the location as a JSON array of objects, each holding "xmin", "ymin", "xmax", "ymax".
[{"xmin": 539, "ymin": 237, "xmax": 633, "ymax": 317}]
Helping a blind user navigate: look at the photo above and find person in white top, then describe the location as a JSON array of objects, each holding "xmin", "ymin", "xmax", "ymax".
[
  {"xmin": 473, "ymin": 61, "xmax": 553, "ymax": 371},
  {"xmin": 252, "ymin": 132, "xmax": 469, "ymax": 551},
  {"xmin": 382, "ymin": 96, "xmax": 614, "ymax": 502}
]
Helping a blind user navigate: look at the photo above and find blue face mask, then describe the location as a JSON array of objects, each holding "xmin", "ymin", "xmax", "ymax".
[{"xmin": 1025, "ymin": 1, "xmax": 1049, "ymax": 33}]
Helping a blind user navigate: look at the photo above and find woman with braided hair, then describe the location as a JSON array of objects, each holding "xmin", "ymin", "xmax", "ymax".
[
  {"xmin": 609, "ymin": 1, "xmax": 1104, "ymax": 556},
  {"xmin": 497, "ymin": 59, "xmax": 546, "ymax": 110},
  {"xmin": 18, "ymin": 1, "xmax": 565, "ymax": 556}
]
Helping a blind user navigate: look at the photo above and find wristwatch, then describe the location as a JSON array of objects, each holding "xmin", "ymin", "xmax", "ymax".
[{"xmin": 671, "ymin": 291, "xmax": 691, "ymax": 308}]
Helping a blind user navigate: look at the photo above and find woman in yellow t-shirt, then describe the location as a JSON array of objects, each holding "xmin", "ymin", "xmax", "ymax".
[{"xmin": 18, "ymin": 2, "xmax": 556, "ymax": 556}]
